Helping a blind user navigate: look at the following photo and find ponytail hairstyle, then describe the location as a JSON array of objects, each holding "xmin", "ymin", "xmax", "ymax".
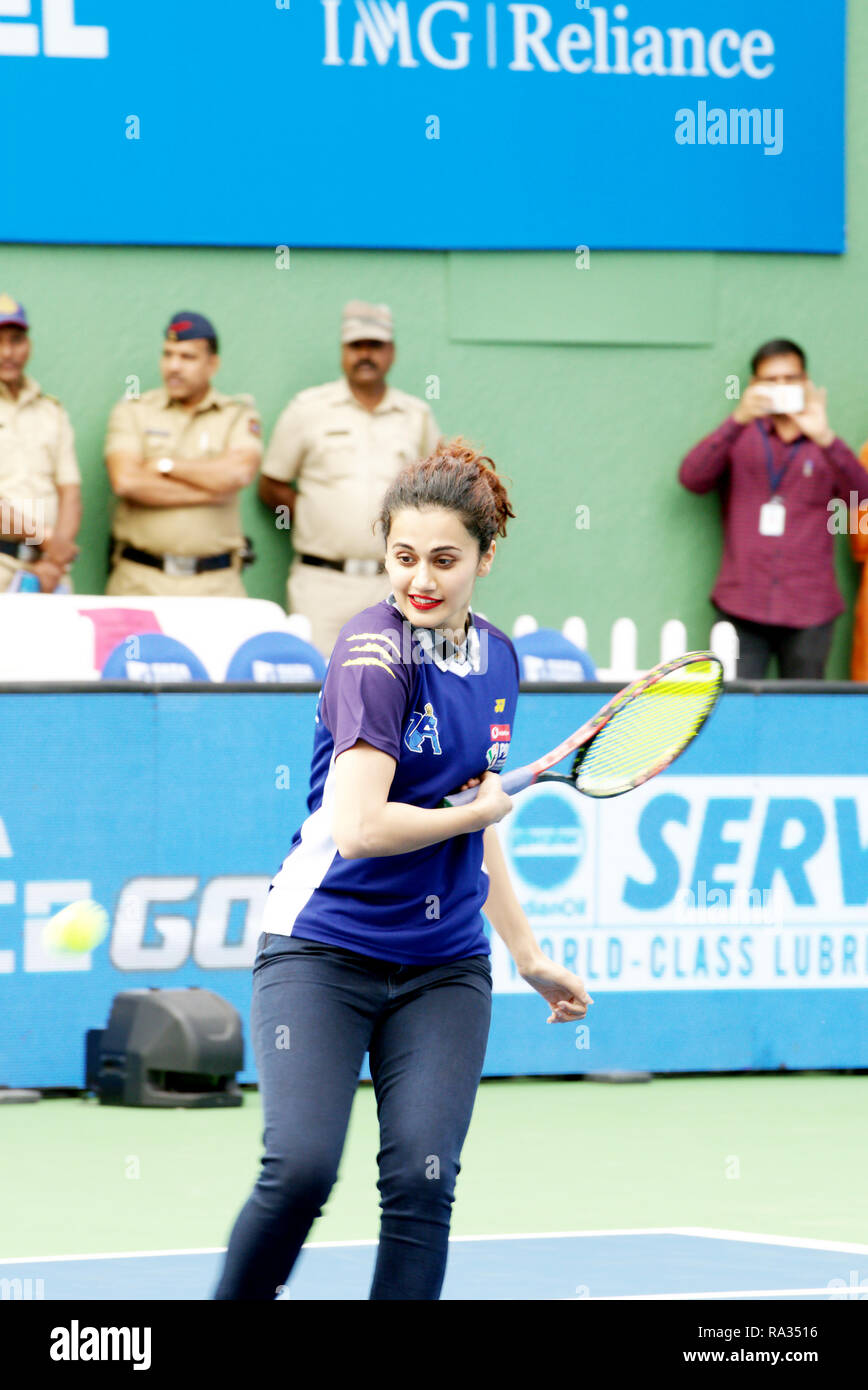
[{"xmin": 376, "ymin": 437, "xmax": 515, "ymax": 555}]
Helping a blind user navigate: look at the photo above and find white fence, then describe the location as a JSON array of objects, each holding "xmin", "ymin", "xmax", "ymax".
[
  {"xmin": 0, "ymin": 593, "xmax": 738, "ymax": 683},
  {"xmin": 512, "ymin": 615, "xmax": 739, "ymax": 681}
]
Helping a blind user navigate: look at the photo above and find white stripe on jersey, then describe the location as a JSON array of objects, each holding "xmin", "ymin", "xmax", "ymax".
[{"xmin": 260, "ymin": 750, "xmax": 340, "ymax": 936}]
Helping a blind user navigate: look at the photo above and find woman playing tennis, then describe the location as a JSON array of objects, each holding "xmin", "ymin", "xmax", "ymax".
[{"xmin": 214, "ymin": 440, "xmax": 592, "ymax": 1301}]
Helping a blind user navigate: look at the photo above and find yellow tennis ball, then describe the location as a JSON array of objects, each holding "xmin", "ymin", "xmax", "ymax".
[{"xmin": 44, "ymin": 900, "xmax": 109, "ymax": 954}]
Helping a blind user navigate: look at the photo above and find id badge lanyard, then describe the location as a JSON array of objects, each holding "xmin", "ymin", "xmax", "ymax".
[{"xmin": 758, "ymin": 426, "xmax": 801, "ymax": 537}]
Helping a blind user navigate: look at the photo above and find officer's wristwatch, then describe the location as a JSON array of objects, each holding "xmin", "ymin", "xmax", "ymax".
[{"xmin": 156, "ymin": 457, "xmax": 174, "ymax": 475}]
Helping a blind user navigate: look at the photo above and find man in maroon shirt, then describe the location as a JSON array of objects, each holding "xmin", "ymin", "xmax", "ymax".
[{"xmin": 679, "ymin": 339, "xmax": 868, "ymax": 678}]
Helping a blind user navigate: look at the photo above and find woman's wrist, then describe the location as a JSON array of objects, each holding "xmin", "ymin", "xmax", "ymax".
[
  {"xmin": 447, "ymin": 801, "xmax": 490, "ymax": 836},
  {"xmin": 491, "ymin": 916, "xmax": 544, "ymax": 974},
  {"xmin": 514, "ymin": 944, "xmax": 546, "ymax": 975}
]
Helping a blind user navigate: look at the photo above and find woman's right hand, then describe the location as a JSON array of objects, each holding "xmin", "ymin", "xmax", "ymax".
[{"xmin": 463, "ymin": 770, "xmax": 514, "ymax": 828}]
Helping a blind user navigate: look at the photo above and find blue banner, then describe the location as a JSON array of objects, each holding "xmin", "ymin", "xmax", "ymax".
[
  {"xmin": 0, "ymin": 1, "xmax": 846, "ymax": 252},
  {"xmin": 1, "ymin": 688, "xmax": 867, "ymax": 1088}
]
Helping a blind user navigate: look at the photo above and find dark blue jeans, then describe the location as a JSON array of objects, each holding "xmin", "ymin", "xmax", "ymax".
[{"xmin": 212, "ymin": 932, "xmax": 492, "ymax": 1301}]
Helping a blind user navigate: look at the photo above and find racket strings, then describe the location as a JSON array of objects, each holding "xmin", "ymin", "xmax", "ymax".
[{"xmin": 576, "ymin": 664, "xmax": 722, "ymax": 796}]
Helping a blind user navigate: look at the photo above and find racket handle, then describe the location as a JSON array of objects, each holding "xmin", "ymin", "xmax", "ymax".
[{"xmin": 443, "ymin": 766, "xmax": 532, "ymax": 806}]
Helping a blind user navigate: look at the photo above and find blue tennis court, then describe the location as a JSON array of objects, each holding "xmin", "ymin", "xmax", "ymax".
[{"xmin": 3, "ymin": 1229, "xmax": 866, "ymax": 1301}]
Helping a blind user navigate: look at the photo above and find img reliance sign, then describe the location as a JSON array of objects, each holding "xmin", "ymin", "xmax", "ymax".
[
  {"xmin": 322, "ymin": 1, "xmax": 778, "ymax": 77},
  {"xmin": 322, "ymin": 2, "xmax": 777, "ymax": 78}
]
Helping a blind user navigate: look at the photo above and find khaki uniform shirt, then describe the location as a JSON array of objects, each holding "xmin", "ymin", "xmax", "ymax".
[
  {"xmin": 261, "ymin": 380, "xmax": 440, "ymax": 561},
  {"xmin": 105, "ymin": 386, "xmax": 263, "ymax": 556},
  {"xmin": 0, "ymin": 375, "xmax": 80, "ymax": 537}
]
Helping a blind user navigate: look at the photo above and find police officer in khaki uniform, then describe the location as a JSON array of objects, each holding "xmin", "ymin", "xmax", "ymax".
[
  {"xmin": 104, "ymin": 311, "xmax": 263, "ymax": 597},
  {"xmin": 0, "ymin": 295, "xmax": 81, "ymax": 593},
  {"xmin": 258, "ymin": 301, "xmax": 441, "ymax": 655}
]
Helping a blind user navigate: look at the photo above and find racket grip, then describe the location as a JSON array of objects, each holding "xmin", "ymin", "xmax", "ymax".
[{"xmin": 443, "ymin": 767, "xmax": 531, "ymax": 806}]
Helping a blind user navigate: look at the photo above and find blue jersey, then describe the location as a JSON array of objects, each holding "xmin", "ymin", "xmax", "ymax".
[{"xmin": 260, "ymin": 595, "xmax": 520, "ymax": 963}]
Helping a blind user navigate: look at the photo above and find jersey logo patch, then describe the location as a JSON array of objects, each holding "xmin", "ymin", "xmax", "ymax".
[
  {"xmin": 490, "ymin": 724, "xmax": 511, "ymax": 742},
  {"xmin": 404, "ymin": 702, "xmax": 442, "ymax": 755},
  {"xmin": 486, "ymin": 741, "xmax": 510, "ymax": 770},
  {"xmin": 342, "ymin": 632, "xmax": 400, "ymax": 679},
  {"xmin": 494, "ymin": 698, "xmax": 506, "ymax": 713}
]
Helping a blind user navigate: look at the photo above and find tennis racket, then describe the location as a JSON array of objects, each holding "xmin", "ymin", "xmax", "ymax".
[{"xmin": 445, "ymin": 651, "xmax": 723, "ymax": 805}]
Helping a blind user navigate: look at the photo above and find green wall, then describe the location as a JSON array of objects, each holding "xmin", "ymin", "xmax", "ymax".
[{"xmin": 3, "ymin": 10, "xmax": 866, "ymax": 677}]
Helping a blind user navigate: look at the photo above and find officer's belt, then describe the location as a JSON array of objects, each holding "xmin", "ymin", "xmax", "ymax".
[
  {"xmin": 0, "ymin": 539, "xmax": 40, "ymax": 561},
  {"xmin": 119, "ymin": 543, "xmax": 234, "ymax": 576},
  {"xmin": 299, "ymin": 553, "xmax": 384, "ymax": 577}
]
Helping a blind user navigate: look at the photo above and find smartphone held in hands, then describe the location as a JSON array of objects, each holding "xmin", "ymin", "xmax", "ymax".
[{"xmin": 763, "ymin": 383, "xmax": 805, "ymax": 415}]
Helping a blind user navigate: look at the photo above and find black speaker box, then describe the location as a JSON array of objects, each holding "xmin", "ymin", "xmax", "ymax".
[{"xmin": 85, "ymin": 987, "xmax": 243, "ymax": 1107}]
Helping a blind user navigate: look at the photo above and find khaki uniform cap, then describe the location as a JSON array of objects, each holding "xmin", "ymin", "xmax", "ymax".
[{"xmin": 341, "ymin": 300, "xmax": 393, "ymax": 344}]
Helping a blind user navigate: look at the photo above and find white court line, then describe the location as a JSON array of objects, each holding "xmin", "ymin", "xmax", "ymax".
[
  {"xmin": 2, "ymin": 1227, "xmax": 867, "ymax": 1265},
  {"xmin": 668, "ymin": 1227, "xmax": 868, "ymax": 1255}
]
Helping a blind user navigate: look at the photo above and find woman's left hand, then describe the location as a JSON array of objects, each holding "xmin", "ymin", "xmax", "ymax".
[
  {"xmin": 518, "ymin": 951, "xmax": 594, "ymax": 1024},
  {"xmin": 472, "ymin": 797, "xmax": 591, "ymax": 1022}
]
